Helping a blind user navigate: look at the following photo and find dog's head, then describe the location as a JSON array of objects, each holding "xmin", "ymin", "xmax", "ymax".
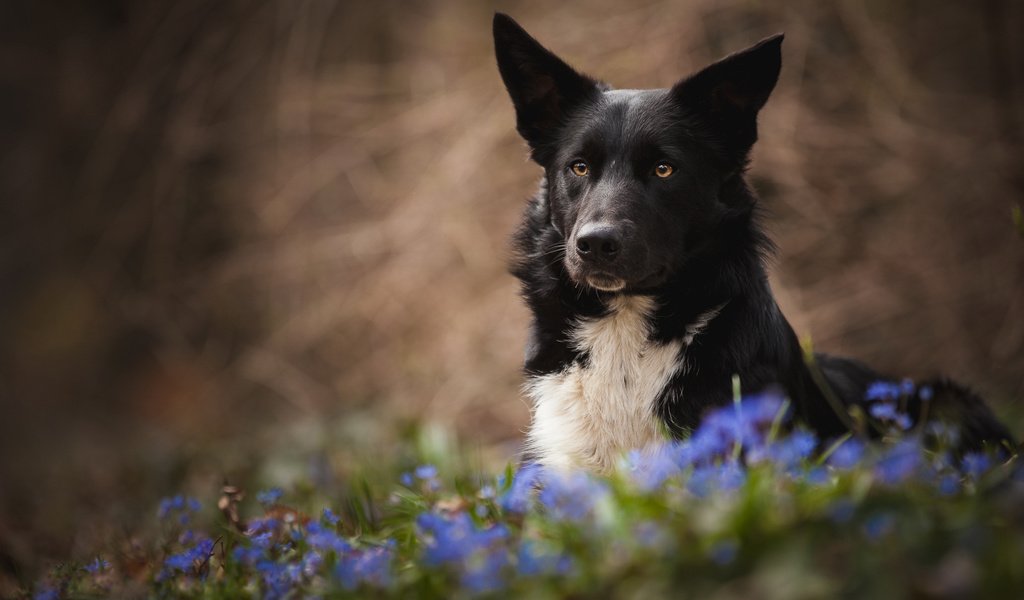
[{"xmin": 494, "ymin": 14, "xmax": 781, "ymax": 293}]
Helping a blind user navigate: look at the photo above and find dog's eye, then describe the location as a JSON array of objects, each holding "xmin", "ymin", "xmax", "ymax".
[
  {"xmin": 655, "ymin": 162, "xmax": 674, "ymax": 178},
  {"xmin": 570, "ymin": 161, "xmax": 589, "ymax": 177}
]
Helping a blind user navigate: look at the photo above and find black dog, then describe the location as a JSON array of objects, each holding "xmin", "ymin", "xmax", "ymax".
[{"xmin": 492, "ymin": 14, "xmax": 1014, "ymax": 472}]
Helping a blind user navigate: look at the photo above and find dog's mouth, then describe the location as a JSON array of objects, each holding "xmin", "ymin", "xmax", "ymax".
[
  {"xmin": 577, "ymin": 265, "xmax": 668, "ymax": 293},
  {"xmin": 584, "ymin": 273, "xmax": 627, "ymax": 292}
]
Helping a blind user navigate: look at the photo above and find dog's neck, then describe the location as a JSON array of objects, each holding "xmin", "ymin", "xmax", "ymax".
[{"xmin": 524, "ymin": 294, "xmax": 728, "ymax": 472}]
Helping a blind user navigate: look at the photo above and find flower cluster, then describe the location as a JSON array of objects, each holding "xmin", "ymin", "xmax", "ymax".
[
  {"xmin": 157, "ymin": 494, "xmax": 201, "ymax": 526},
  {"xmin": 627, "ymin": 392, "xmax": 802, "ymax": 491},
  {"xmin": 160, "ymin": 538, "xmax": 215, "ymax": 581},
  {"xmin": 864, "ymin": 378, "xmax": 928, "ymax": 431},
  {"xmin": 82, "ymin": 557, "xmax": 109, "ymax": 574},
  {"xmin": 402, "ymin": 464, "xmax": 442, "ymax": 492},
  {"xmin": 415, "ymin": 509, "xmax": 572, "ymax": 593},
  {"xmin": 30, "ymin": 381, "xmax": 1019, "ymax": 599},
  {"xmin": 255, "ymin": 487, "xmax": 284, "ymax": 506},
  {"xmin": 157, "ymin": 502, "xmax": 394, "ymax": 597}
]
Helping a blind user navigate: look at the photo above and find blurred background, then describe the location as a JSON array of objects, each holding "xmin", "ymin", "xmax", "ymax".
[{"xmin": 1, "ymin": 0, "xmax": 1022, "ymax": 587}]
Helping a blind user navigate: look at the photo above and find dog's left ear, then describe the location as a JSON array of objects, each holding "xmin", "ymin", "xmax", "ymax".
[{"xmin": 672, "ymin": 34, "xmax": 783, "ymax": 160}]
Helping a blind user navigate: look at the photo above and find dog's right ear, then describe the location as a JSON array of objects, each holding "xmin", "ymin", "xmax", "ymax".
[{"xmin": 493, "ymin": 13, "xmax": 599, "ymax": 162}]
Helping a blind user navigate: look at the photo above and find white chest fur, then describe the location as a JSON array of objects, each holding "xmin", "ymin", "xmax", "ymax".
[{"xmin": 525, "ymin": 295, "xmax": 688, "ymax": 473}]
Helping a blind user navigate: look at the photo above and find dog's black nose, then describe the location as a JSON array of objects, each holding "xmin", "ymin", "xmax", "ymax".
[{"xmin": 575, "ymin": 224, "xmax": 621, "ymax": 263}]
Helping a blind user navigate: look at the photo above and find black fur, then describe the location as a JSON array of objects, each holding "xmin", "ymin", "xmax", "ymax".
[{"xmin": 494, "ymin": 13, "xmax": 1015, "ymax": 453}]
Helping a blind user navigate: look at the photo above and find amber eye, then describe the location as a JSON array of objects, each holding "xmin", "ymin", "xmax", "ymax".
[
  {"xmin": 570, "ymin": 160, "xmax": 589, "ymax": 177},
  {"xmin": 655, "ymin": 162, "xmax": 674, "ymax": 178}
]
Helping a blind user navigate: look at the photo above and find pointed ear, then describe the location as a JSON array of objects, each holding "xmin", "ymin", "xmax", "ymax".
[
  {"xmin": 672, "ymin": 34, "xmax": 784, "ymax": 159},
  {"xmin": 493, "ymin": 13, "xmax": 600, "ymax": 162}
]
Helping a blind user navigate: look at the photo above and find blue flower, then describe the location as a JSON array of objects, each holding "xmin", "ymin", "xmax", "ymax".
[
  {"xmin": 416, "ymin": 512, "xmax": 472, "ymax": 565},
  {"xmin": 157, "ymin": 498, "xmax": 175, "ymax": 519},
  {"xmin": 937, "ymin": 474, "xmax": 960, "ymax": 496},
  {"xmin": 322, "ymin": 507, "xmax": 340, "ymax": 526},
  {"xmin": 686, "ymin": 425, "xmax": 733, "ymax": 466},
  {"xmin": 708, "ymin": 539, "xmax": 739, "ymax": 565},
  {"xmin": 717, "ymin": 462, "xmax": 747, "ymax": 490},
  {"xmin": 749, "ymin": 430, "xmax": 817, "ymax": 472},
  {"xmin": 869, "ymin": 402, "xmax": 897, "ymax": 420},
  {"xmin": 401, "ymin": 465, "xmax": 441, "ymax": 491},
  {"xmin": 83, "ymin": 557, "xmax": 109, "ymax": 574},
  {"xmin": 962, "ymin": 452, "xmax": 992, "ymax": 480},
  {"xmin": 689, "ymin": 393, "xmax": 787, "ymax": 463},
  {"xmin": 251, "ymin": 531, "xmax": 274, "ymax": 550},
  {"xmin": 232, "ymin": 545, "xmax": 265, "ymax": 565},
  {"xmin": 157, "ymin": 495, "xmax": 201, "ymax": 525},
  {"xmin": 254, "ymin": 559, "xmax": 283, "ymax": 578},
  {"xmin": 499, "ymin": 463, "xmax": 542, "ymax": 514},
  {"xmin": 246, "ymin": 517, "xmax": 280, "ymax": 536},
  {"xmin": 336, "ymin": 545, "xmax": 393, "ymax": 590},
  {"xmin": 735, "ymin": 391, "xmax": 789, "ymax": 427},
  {"xmin": 255, "ymin": 559, "xmax": 294, "ymax": 600},
  {"xmin": 629, "ymin": 443, "xmax": 688, "ymax": 490},
  {"xmin": 416, "ymin": 465, "xmax": 442, "ymax": 491},
  {"xmin": 161, "ymin": 538, "xmax": 214, "ymax": 580},
  {"xmin": 803, "ymin": 466, "xmax": 830, "ymax": 485},
  {"xmin": 538, "ymin": 470, "xmax": 608, "ymax": 522},
  {"xmin": 827, "ymin": 438, "xmax": 865, "ymax": 470},
  {"xmin": 865, "ymin": 381, "xmax": 901, "ymax": 401},
  {"xmin": 686, "ymin": 466, "xmax": 717, "ymax": 498},
  {"xmin": 256, "ymin": 488, "xmax": 284, "ymax": 506},
  {"xmin": 32, "ymin": 585, "xmax": 59, "ymax": 600},
  {"xmin": 868, "ymin": 402, "xmax": 913, "ymax": 431},
  {"xmin": 305, "ymin": 521, "xmax": 351, "ymax": 554},
  {"xmin": 178, "ymin": 529, "xmax": 201, "ymax": 545},
  {"xmin": 687, "ymin": 462, "xmax": 746, "ymax": 497},
  {"xmin": 164, "ymin": 550, "xmax": 197, "ymax": 572},
  {"xmin": 416, "ymin": 512, "xmax": 508, "ymax": 567},
  {"xmin": 874, "ymin": 440, "xmax": 923, "ymax": 484},
  {"xmin": 415, "ymin": 464, "xmax": 439, "ymax": 479},
  {"xmin": 303, "ymin": 550, "xmax": 324, "ymax": 577},
  {"xmin": 918, "ymin": 385, "xmax": 934, "ymax": 402}
]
